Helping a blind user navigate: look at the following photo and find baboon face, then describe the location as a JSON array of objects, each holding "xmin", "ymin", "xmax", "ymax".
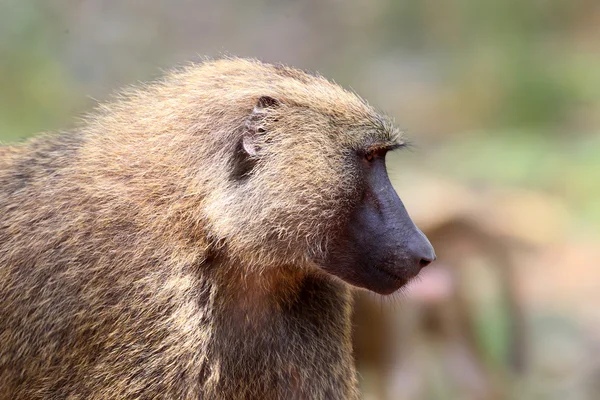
[{"xmin": 231, "ymin": 94, "xmax": 435, "ymax": 295}]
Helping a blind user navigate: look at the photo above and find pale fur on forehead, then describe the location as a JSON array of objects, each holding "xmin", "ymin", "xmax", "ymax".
[{"xmin": 171, "ymin": 58, "xmax": 403, "ymax": 145}]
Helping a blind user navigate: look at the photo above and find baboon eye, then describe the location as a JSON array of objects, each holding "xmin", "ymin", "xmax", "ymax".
[
  {"xmin": 362, "ymin": 148, "xmax": 388, "ymax": 163},
  {"xmin": 364, "ymin": 150, "xmax": 376, "ymax": 163}
]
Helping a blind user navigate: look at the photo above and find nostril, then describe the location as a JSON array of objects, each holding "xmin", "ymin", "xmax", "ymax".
[
  {"xmin": 410, "ymin": 230, "xmax": 436, "ymax": 270},
  {"xmin": 418, "ymin": 251, "xmax": 435, "ymax": 269}
]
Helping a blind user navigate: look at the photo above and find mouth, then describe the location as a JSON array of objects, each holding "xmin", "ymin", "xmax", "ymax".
[
  {"xmin": 370, "ymin": 264, "xmax": 409, "ymax": 294},
  {"xmin": 316, "ymin": 256, "xmax": 415, "ymax": 295},
  {"xmin": 373, "ymin": 264, "xmax": 403, "ymax": 280}
]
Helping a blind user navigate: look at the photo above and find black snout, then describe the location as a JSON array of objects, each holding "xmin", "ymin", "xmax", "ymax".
[
  {"xmin": 320, "ymin": 158, "xmax": 436, "ymax": 295},
  {"xmin": 385, "ymin": 197, "xmax": 436, "ymax": 280}
]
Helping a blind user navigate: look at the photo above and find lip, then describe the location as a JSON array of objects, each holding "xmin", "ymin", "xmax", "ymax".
[
  {"xmin": 371, "ymin": 264, "xmax": 409, "ymax": 294},
  {"xmin": 373, "ymin": 264, "xmax": 404, "ymax": 281}
]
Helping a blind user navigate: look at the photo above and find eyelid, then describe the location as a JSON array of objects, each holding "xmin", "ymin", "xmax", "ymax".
[
  {"xmin": 361, "ymin": 148, "xmax": 385, "ymax": 163},
  {"xmin": 367, "ymin": 148, "xmax": 387, "ymax": 157},
  {"xmin": 373, "ymin": 143, "xmax": 406, "ymax": 153},
  {"xmin": 357, "ymin": 143, "xmax": 404, "ymax": 159}
]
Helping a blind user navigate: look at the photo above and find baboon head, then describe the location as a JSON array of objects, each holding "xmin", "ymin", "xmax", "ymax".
[{"xmin": 197, "ymin": 61, "xmax": 435, "ymax": 294}]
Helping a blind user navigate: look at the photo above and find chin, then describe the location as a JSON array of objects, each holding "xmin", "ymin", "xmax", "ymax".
[
  {"xmin": 321, "ymin": 263, "xmax": 415, "ymax": 295},
  {"xmin": 352, "ymin": 273, "xmax": 410, "ymax": 295}
]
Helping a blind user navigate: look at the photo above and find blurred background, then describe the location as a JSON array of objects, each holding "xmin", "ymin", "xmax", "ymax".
[{"xmin": 1, "ymin": 1, "xmax": 598, "ymax": 398}]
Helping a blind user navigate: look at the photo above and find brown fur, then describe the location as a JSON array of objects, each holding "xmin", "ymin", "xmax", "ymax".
[{"xmin": 0, "ymin": 58, "xmax": 403, "ymax": 399}]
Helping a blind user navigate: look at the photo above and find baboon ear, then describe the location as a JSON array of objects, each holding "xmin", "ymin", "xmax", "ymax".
[
  {"xmin": 255, "ymin": 95, "xmax": 280, "ymax": 110},
  {"xmin": 231, "ymin": 96, "xmax": 280, "ymax": 181},
  {"xmin": 242, "ymin": 96, "xmax": 280, "ymax": 157}
]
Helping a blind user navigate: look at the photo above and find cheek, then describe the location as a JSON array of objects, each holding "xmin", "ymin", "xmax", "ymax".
[
  {"xmin": 269, "ymin": 145, "xmax": 351, "ymax": 198},
  {"xmin": 258, "ymin": 149, "xmax": 358, "ymax": 238}
]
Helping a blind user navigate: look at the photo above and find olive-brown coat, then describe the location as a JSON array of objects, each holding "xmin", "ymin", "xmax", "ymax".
[{"xmin": 0, "ymin": 58, "xmax": 401, "ymax": 399}]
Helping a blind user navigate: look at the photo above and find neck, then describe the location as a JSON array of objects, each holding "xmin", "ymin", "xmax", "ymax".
[{"xmin": 202, "ymin": 264, "xmax": 359, "ymax": 399}]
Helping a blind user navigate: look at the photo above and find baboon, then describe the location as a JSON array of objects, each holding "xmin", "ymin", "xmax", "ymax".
[{"xmin": 0, "ymin": 58, "xmax": 435, "ymax": 399}]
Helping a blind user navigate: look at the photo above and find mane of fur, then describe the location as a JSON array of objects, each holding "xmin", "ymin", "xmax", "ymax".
[{"xmin": 0, "ymin": 58, "xmax": 401, "ymax": 399}]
